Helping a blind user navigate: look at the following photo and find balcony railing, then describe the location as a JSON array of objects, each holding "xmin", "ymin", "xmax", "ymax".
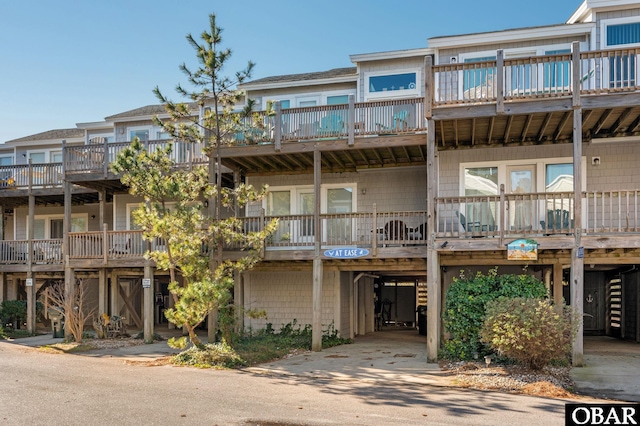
[
  {"xmin": 0, "ymin": 163, "xmax": 63, "ymax": 190},
  {"xmin": 432, "ymin": 46, "xmax": 640, "ymax": 107},
  {"xmin": 3, "ymin": 190, "xmax": 640, "ymax": 264}
]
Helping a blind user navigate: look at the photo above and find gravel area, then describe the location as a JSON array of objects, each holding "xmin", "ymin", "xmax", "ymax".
[{"xmin": 440, "ymin": 360, "xmax": 579, "ymax": 398}]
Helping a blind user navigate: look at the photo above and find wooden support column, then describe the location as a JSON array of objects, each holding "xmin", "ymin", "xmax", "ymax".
[
  {"xmin": 98, "ymin": 268, "xmax": 107, "ymax": 316},
  {"xmin": 110, "ymin": 270, "xmax": 119, "ymax": 316},
  {"xmin": 312, "ymin": 148, "xmax": 323, "ymax": 352},
  {"xmin": 0, "ymin": 273, "xmax": 6, "ymax": 303},
  {"xmin": 357, "ymin": 279, "xmax": 365, "ymax": 336},
  {"xmin": 348, "ymin": 95, "xmax": 355, "ymax": 146},
  {"xmin": 99, "ymin": 189, "xmax": 106, "ymax": 228},
  {"xmin": 554, "ymin": 262, "xmax": 564, "ymax": 305},
  {"xmin": 426, "ymin": 116, "xmax": 441, "ymax": 362},
  {"xmin": 143, "ymin": 262, "xmax": 154, "ymax": 343},
  {"xmin": 26, "ymin": 169, "xmax": 36, "ymax": 334},
  {"xmin": 544, "ymin": 268, "xmax": 552, "ymax": 297},
  {"xmin": 0, "ymin": 205, "xmax": 4, "ymax": 240},
  {"xmin": 63, "ymin": 143, "xmax": 74, "ymax": 339},
  {"xmin": 274, "ymin": 101, "xmax": 282, "ymax": 152},
  {"xmin": 571, "ymin": 41, "xmax": 584, "ymax": 367},
  {"xmin": 234, "ymin": 271, "xmax": 244, "ymax": 333}
]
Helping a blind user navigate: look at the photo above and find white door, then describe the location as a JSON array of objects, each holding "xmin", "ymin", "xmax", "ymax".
[
  {"xmin": 295, "ymin": 190, "xmax": 315, "ymax": 243},
  {"xmin": 507, "ymin": 165, "xmax": 536, "ymax": 230}
]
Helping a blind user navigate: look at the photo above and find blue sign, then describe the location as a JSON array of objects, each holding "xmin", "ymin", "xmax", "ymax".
[{"xmin": 324, "ymin": 248, "xmax": 369, "ymax": 259}]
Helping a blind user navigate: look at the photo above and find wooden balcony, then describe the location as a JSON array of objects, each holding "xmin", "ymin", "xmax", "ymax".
[
  {"xmin": 1, "ymin": 185, "xmax": 639, "ymax": 269},
  {"xmin": 0, "ymin": 163, "xmax": 63, "ymax": 190},
  {"xmin": 428, "ymin": 46, "xmax": 640, "ymax": 147}
]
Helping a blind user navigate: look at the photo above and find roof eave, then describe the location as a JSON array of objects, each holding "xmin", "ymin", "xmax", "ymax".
[
  {"xmin": 240, "ymin": 75, "xmax": 358, "ymax": 91},
  {"xmin": 428, "ymin": 22, "xmax": 594, "ymax": 49}
]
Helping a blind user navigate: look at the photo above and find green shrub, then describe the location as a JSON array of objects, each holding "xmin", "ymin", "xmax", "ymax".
[
  {"xmin": 0, "ymin": 300, "xmax": 44, "ymax": 329},
  {"xmin": 480, "ymin": 297, "xmax": 579, "ymax": 370},
  {"xmin": 442, "ymin": 268, "xmax": 547, "ymax": 360}
]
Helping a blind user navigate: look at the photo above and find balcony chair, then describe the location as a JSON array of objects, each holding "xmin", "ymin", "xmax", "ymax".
[
  {"xmin": 376, "ymin": 110, "xmax": 409, "ymax": 134},
  {"xmin": 317, "ymin": 113, "xmax": 345, "ymax": 137},
  {"xmin": 540, "ymin": 209, "xmax": 573, "ymax": 234},
  {"xmin": 383, "ymin": 220, "xmax": 408, "ymax": 246},
  {"xmin": 109, "ymin": 236, "xmax": 131, "ymax": 256}
]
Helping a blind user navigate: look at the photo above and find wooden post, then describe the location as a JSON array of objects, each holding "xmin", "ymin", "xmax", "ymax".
[
  {"xmin": 372, "ymin": 203, "xmax": 377, "ymax": 256},
  {"xmin": 312, "ymin": 148, "xmax": 323, "ymax": 352},
  {"xmin": 499, "ymin": 184, "xmax": 505, "ymax": 245},
  {"xmin": 64, "ymin": 265, "xmax": 74, "ymax": 339},
  {"xmin": 496, "ymin": 50, "xmax": 504, "ymax": 114},
  {"xmin": 424, "ymin": 56, "xmax": 433, "ymax": 119},
  {"xmin": 0, "ymin": 273, "xmax": 5, "ymax": 303},
  {"xmin": 426, "ymin": 117, "xmax": 441, "ymax": 362},
  {"xmin": 274, "ymin": 101, "xmax": 282, "ymax": 152},
  {"xmin": 571, "ymin": 39, "xmax": 584, "ymax": 367},
  {"xmin": 103, "ymin": 136, "xmax": 109, "ymax": 178},
  {"xmin": 102, "ymin": 223, "xmax": 108, "ymax": 265},
  {"xmin": 348, "ymin": 95, "xmax": 355, "ymax": 146},
  {"xmin": 110, "ymin": 270, "xmax": 118, "ymax": 316},
  {"xmin": 98, "ymin": 268, "xmax": 107, "ymax": 316},
  {"xmin": 143, "ymin": 262, "xmax": 154, "ymax": 343},
  {"xmin": 99, "ymin": 189, "xmax": 106, "ymax": 228},
  {"xmin": 26, "ymin": 189, "xmax": 36, "ymax": 334},
  {"xmin": 554, "ymin": 262, "xmax": 564, "ymax": 305}
]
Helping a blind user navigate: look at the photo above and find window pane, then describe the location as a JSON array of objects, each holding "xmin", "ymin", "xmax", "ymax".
[
  {"xmin": 52, "ymin": 152, "xmax": 63, "ymax": 163},
  {"xmin": 369, "ymin": 73, "xmax": 416, "ymax": 93},
  {"xmin": 545, "ymin": 163, "xmax": 573, "ymax": 192},
  {"xmin": 463, "ymin": 57, "xmax": 496, "ymax": 93},
  {"xmin": 280, "ymin": 100, "xmax": 290, "ymax": 109},
  {"xmin": 327, "ymin": 188, "xmax": 352, "ymax": 213},
  {"xmin": 267, "ymin": 191, "xmax": 291, "ymax": 215},
  {"xmin": 0, "ymin": 157, "xmax": 12, "ymax": 166},
  {"xmin": 299, "ymin": 100, "xmax": 316, "ymax": 107},
  {"xmin": 464, "ymin": 167, "xmax": 498, "ymax": 196},
  {"xmin": 130, "ymin": 130, "xmax": 149, "ymax": 141},
  {"xmin": 71, "ymin": 217, "xmax": 86, "ymax": 233},
  {"xmin": 29, "ymin": 153, "xmax": 45, "ymax": 163},
  {"xmin": 33, "ymin": 219, "xmax": 45, "ymax": 240},
  {"xmin": 327, "ymin": 95, "xmax": 349, "ymax": 105},
  {"xmin": 607, "ymin": 22, "xmax": 640, "ymax": 46},
  {"xmin": 544, "ymin": 49, "xmax": 571, "ymax": 89}
]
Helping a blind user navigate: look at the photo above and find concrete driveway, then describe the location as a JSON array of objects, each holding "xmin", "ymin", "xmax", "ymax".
[{"xmin": 570, "ymin": 336, "xmax": 640, "ymax": 402}]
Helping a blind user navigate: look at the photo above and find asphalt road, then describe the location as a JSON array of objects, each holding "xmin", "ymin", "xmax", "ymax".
[{"xmin": 0, "ymin": 342, "xmax": 572, "ymax": 425}]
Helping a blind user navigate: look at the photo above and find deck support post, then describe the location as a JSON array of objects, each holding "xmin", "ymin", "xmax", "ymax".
[
  {"xmin": 571, "ymin": 40, "xmax": 584, "ymax": 367},
  {"xmin": 312, "ymin": 148, "xmax": 323, "ymax": 352},
  {"xmin": 553, "ymin": 263, "xmax": 564, "ymax": 305},
  {"xmin": 26, "ymin": 191, "xmax": 36, "ymax": 334},
  {"xmin": 143, "ymin": 261, "xmax": 154, "ymax": 343},
  {"xmin": 426, "ymin": 118, "xmax": 441, "ymax": 362},
  {"xmin": 98, "ymin": 268, "xmax": 108, "ymax": 318},
  {"xmin": 0, "ymin": 273, "xmax": 5, "ymax": 303}
]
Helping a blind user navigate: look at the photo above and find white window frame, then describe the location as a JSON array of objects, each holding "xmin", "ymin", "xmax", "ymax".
[
  {"xmin": 460, "ymin": 157, "xmax": 587, "ymax": 229},
  {"xmin": 601, "ymin": 16, "xmax": 640, "ymax": 49},
  {"xmin": 364, "ymin": 69, "xmax": 421, "ymax": 101},
  {"xmin": 25, "ymin": 149, "xmax": 61, "ymax": 164},
  {"xmin": 600, "ymin": 17, "xmax": 640, "ymax": 89},
  {"xmin": 0, "ymin": 155, "xmax": 13, "ymax": 166},
  {"xmin": 127, "ymin": 126, "xmax": 153, "ymax": 142},
  {"xmin": 262, "ymin": 184, "xmax": 357, "ymax": 245},
  {"xmin": 27, "ymin": 213, "xmax": 88, "ymax": 239}
]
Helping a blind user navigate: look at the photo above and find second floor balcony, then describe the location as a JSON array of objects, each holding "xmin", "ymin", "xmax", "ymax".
[{"xmin": 2, "ymin": 188, "xmax": 639, "ymax": 267}]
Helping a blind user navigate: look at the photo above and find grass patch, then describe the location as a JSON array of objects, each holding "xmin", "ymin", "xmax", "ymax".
[
  {"xmin": 171, "ymin": 321, "xmax": 351, "ymax": 369},
  {"xmin": 2, "ymin": 329, "xmax": 36, "ymax": 339}
]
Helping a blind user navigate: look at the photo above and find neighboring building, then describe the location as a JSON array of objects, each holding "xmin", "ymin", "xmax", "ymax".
[{"xmin": 2, "ymin": 0, "xmax": 640, "ymax": 363}]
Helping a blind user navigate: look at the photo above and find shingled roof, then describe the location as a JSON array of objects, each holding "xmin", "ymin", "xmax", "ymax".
[
  {"xmin": 6, "ymin": 128, "xmax": 84, "ymax": 144},
  {"xmin": 241, "ymin": 67, "xmax": 357, "ymax": 87}
]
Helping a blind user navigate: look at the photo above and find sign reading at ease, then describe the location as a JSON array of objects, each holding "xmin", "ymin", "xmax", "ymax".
[{"xmin": 324, "ymin": 248, "xmax": 369, "ymax": 259}]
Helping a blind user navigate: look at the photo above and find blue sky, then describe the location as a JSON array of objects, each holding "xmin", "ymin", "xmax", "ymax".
[{"xmin": 0, "ymin": 0, "xmax": 581, "ymax": 143}]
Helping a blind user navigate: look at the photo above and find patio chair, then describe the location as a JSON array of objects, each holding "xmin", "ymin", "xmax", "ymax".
[
  {"xmin": 384, "ymin": 220, "xmax": 408, "ymax": 245},
  {"xmin": 540, "ymin": 209, "xmax": 573, "ymax": 234},
  {"xmin": 109, "ymin": 236, "xmax": 131, "ymax": 256},
  {"xmin": 317, "ymin": 113, "xmax": 344, "ymax": 137}
]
